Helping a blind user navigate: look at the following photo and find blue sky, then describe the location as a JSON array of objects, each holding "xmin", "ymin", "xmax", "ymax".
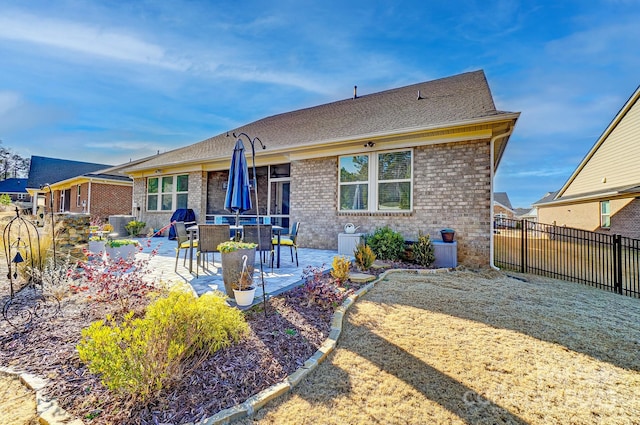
[{"xmin": 1, "ymin": 1, "xmax": 639, "ymax": 207}]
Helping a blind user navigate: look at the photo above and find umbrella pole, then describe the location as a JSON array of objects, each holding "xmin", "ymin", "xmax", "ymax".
[{"xmin": 235, "ymin": 132, "xmax": 268, "ymax": 317}]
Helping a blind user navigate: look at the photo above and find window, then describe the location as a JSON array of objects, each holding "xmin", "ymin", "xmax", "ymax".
[
  {"xmin": 147, "ymin": 174, "xmax": 189, "ymax": 211},
  {"xmin": 76, "ymin": 184, "xmax": 82, "ymax": 207},
  {"xmin": 600, "ymin": 200, "xmax": 611, "ymax": 228},
  {"xmin": 339, "ymin": 150, "xmax": 412, "ymax": 212}
]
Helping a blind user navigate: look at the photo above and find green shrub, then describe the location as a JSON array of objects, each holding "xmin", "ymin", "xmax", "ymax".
[
  {"xmin": 330, "ymin": 255, "xmax": 351, "ymax": 285},
  {"xmin": 77, "ymin": 290, "xmax": 248, "ymax": 401},
  {"xmin": 125, "ymin": 220, "xmax": 146, "ymax": 236},
  {"xmin": 0, "ymin": 193, "xmax": 11, "ymax": 206},
  {"xmin": 105, "ymin": 238, "xmax": 139, "ymax": 248},
  {"xmin": 413, "ymin": 232, "xmax": 435, "ymax": 267},
  {"xmin": 365, "ymin": 226, "xmax": 405, "ymax": 261},
  {"xmin": 354, "ymin": 243, "xmax": 376, "ymax": 270}
]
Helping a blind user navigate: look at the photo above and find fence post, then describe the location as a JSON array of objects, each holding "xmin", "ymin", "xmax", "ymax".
[
  {"xmin": 520, "ymin": 219, "xmax": 527, "ymax": 273},
  {"xmin": 614, "ymin": 234, "xmax": 623, "ymax": 295}
]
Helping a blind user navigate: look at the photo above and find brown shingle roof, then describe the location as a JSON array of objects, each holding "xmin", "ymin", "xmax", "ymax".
[{"xmin": 127, "ymin": 70, "xmax": 513, "ymax": 171}]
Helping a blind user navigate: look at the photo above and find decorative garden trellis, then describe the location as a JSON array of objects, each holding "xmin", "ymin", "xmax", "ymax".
[{"xmin": 2, "ymin": 207, "xmax": 60, "ymax": 329}]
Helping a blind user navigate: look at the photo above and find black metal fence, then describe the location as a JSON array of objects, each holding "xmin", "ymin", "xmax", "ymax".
[{"xmin": 494, "ymin": 218, "xmax": 640, "ymax": 298}]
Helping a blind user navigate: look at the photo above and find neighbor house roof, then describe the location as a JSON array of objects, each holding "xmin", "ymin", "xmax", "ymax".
[
  {"xmin": 0, "ymin": 178, "xmax": 28, "ymax": 194},
  {"xmin": 125, "ymin": 70, "xmax": 519, "ymax": 173},
  {"xmin": 26, "ymin": 156, "xmax": 114, "ymax": 190},
  {"xmin": 532, "ymin": 191, "xmax": 560, "ymax": 206},
  {"xmin": 539, "ymin": 84, "xmax": 640, "ymax": 206},
  {"xmin": 493, "ymin": 192, "xmax": 513, "ymax": 210}
]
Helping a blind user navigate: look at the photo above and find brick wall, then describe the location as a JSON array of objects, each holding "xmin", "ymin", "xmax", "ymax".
[
  {"xmin": 134, "ymin": 172, "xmax": 206, "ymax": 231},
  {"xmin": 90, "ymin": 183, "xmax": 132, "ymax": 222},
  {"xmin": 292, "ymin": 140, "xmax": 492, "ymax": 267},
  {"xmin": 610, "ymin": 198, "xmax": 640, "ymax": 239},
  {"xmin": 494, "ymin": 204, "xmax": 515, "ymax": 218}
]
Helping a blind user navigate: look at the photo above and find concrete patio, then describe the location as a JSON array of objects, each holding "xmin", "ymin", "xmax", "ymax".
[{"xmin": 136, "ymin": 236, "xmax": 341, "ymax": 300}]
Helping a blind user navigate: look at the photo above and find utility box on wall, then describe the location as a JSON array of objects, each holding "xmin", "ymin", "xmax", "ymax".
[
  {"xmin": 109, "ymin": 215, "xmax": 136, "ymax": 238},
  {"xmin": 338, "ymin": 233, "xmax": 364, "ymax": 256},
  {"xmin": 433, "ymin": 240, "xmax": 457, "ymax": 268}
]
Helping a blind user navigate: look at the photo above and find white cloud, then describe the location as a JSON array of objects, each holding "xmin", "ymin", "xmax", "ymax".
[
  {"xmin": 0, "ymin": 91, "xmax": 22, "ymax": 116},
  {"xmin": 0, "ymin": 11, "xmax": 191, "ymax": 71}
]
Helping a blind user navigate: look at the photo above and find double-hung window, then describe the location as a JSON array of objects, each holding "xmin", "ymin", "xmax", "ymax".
[
  {"xmin": 339, "ymin": 149, "xmax": 412, "ymax": 212},
  {"xmin": 147, "ymin": 174, "xmax": 189, "ymax": 211},
  {"xmin": 600, "ymin": 200, "xmax": 611, "ymax": 229}
]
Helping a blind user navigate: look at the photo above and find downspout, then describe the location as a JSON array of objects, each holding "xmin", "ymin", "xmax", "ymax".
[
  {"xmin": 87, "ymin": 180, "xmax": 92, "ymax": 215},
  {"xmin": 490, "ymin": 127, "xmax": 514, "ymax": 270}
]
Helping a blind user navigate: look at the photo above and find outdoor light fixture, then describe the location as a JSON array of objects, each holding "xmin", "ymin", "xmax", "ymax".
[{"xmin": 363, "ymin": 141, "xmax": 375, "ymax": 148}]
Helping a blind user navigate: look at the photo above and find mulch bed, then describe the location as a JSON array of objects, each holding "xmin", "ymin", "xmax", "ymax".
[{"xmin": 0, "ymin": 260, "xmax": 423, "ymax": 424}]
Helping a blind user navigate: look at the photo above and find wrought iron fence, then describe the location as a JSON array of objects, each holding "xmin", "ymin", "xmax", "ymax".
[{"xmin": 494, "ymin": 218, "xmax": 640, "ymax": 298}]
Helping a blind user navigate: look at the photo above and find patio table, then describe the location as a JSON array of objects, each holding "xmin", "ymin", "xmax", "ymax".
[{"xmin": 186, "ymin": 224, "xmax": 284, "ymax": 273}]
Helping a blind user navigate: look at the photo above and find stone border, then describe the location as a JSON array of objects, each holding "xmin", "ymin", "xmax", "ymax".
[
  {"xmin": 0, "ymin": 366, "xmax": 84, "ymax": 425},
  {"xmin": 201, "ymin": 267, "xmax": 450, "ymax": 425}
]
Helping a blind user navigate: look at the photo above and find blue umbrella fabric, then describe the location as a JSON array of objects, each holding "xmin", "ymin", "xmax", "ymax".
[{"xmin": 224, "ymin": 139, "xmax": 252, "ymax": 224}]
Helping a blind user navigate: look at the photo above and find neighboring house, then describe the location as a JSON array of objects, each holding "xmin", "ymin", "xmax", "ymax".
[
  {"xmin": 25, "ymin": 156, "xmax": 133, "ymax": 221},
  {"xmin": 514, "ymin": 207, "xmax": 537, "ymax": 222},
  {"xmin": 0, "ymin": 178, "xmax": 31, "ymax": 203},
  {"xmin": 493, "ymin": 192, "xmax": 515, "ymax": 220},
  {"xmin": 535, "ymin": 84, "xmax": 640, "ymax": 239},
  {"xmin": 124, "ymin": 70, "xmax": 519, "ymax": 266}
]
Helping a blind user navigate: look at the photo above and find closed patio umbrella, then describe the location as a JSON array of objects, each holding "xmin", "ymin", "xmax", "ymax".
[{"xmin": 224, "ymin": 139, "xmax": 252, "ymax": 227}]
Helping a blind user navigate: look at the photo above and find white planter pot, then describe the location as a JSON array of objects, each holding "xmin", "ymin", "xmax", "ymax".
[
  {"xmin": 88, "ymin": 240, "xmax": 106, "ymax": 254},
  {"xmin": 105, "ymin": 243, "xmax": 138, "ymax": 261},
  {"xmin": 233, "ymin": 287, "xmax": 256, "ymax": 307}
]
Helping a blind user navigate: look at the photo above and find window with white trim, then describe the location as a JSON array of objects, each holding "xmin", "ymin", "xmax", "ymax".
[
  {"xmin": 339, "ymin": 149, "xmax": 412, "ymax": 212},
  {"xmin": 147, "ymin": 174, "xmax": 189, "ymax": 211},
  {"xmin": 600, "ymin": 200, "xmax": 611, "ymax": 229},
  {"xmin": 76, "ymin": 184, "xmax": 82, "ymax": 207}
]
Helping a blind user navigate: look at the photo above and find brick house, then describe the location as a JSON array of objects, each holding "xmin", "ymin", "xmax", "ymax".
[
  {"xmin": 124, "ymin": 70, "xmax": 519, "ymax": 266},
  {"xmin": 25, "ymin": 156, "xmax": 133, "ymax": 221},
  {"xmin": 0, "ymin": 178, "xmax": 31, "ymax": 204},
  {"xmin": 493, "ymin": 192, "xmax": 515, "ymax": 219},
  {"xmin": 535, "ymin": 84, "xmax": 640, "ymax": 239}
]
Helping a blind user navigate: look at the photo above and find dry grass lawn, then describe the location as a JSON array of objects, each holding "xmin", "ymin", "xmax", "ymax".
[
  {"xmin": 0, "ymin": 372, "xmax": 37, "ymax": 425},
  {"xmin": 237, "ymin": 269, "xmax": 640, "ymax": 425}
]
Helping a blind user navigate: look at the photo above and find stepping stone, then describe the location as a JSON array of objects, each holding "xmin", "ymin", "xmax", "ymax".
[
  {"xmin": 371, "ymin": 260, "xmax": 391, "ymax": 270},
  {"xmin": 349, "ymin": 272, "xmax": 376, "ymax": 283}
]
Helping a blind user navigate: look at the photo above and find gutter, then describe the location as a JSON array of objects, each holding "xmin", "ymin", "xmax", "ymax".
[{"xmin": 490, "ymin": 127, "xmax": 515, "ymax": 271}]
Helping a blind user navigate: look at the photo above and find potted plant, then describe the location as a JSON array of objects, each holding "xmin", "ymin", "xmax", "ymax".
[
  {"xmin": 232, "ymin": 255, "xmax": 256, "ymax": 306},
  {"xmin": 105, "ymin": 239, "xmax": 140, "ymax": 260},
  {"xmin": 440, "ymin": 228, "xmax": 455, "ymax": 243},
  {"xmin": 217, "ymin": 241, "xmax": 257, "ymax": 298},
  {"xmin": 125, "ymin": 220, "xmax": 146, "ymax": 237}
]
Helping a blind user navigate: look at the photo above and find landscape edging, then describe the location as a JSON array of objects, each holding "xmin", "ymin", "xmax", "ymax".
[{"xmin": 203, "ymin": 267, "xmax": 449, "ymax": 425}]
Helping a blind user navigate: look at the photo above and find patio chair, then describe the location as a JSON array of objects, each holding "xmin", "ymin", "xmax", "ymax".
[
  {"xmin": 173, "ymin": 221, "xmax": 198, "ymax": 272},
  {"xmin": 242, "ymin": 224, "xmax": 274, "ymax": 272},
  {"xmin": 272, "ymin": 222, "xmax": 299, "ymax": 267},
  {"xmin": 196, "ymin": 224, "xmax": 231, "ymax": 276}
]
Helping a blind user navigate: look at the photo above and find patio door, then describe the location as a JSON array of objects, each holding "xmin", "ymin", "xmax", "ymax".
[{"xmin": 269, "ymin": 180, "xmax": 290, "ymax": 230}]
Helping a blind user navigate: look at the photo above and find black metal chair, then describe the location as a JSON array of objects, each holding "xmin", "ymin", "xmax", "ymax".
[{"xmin": 272, "ymin": 222, "xmax": 299, "ymax": 267}]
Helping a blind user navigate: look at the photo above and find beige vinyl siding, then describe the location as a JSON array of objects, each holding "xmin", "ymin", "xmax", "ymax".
[{"xmin": 562, "ymin": 97, "xmax": 640, "ymax": 197}]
